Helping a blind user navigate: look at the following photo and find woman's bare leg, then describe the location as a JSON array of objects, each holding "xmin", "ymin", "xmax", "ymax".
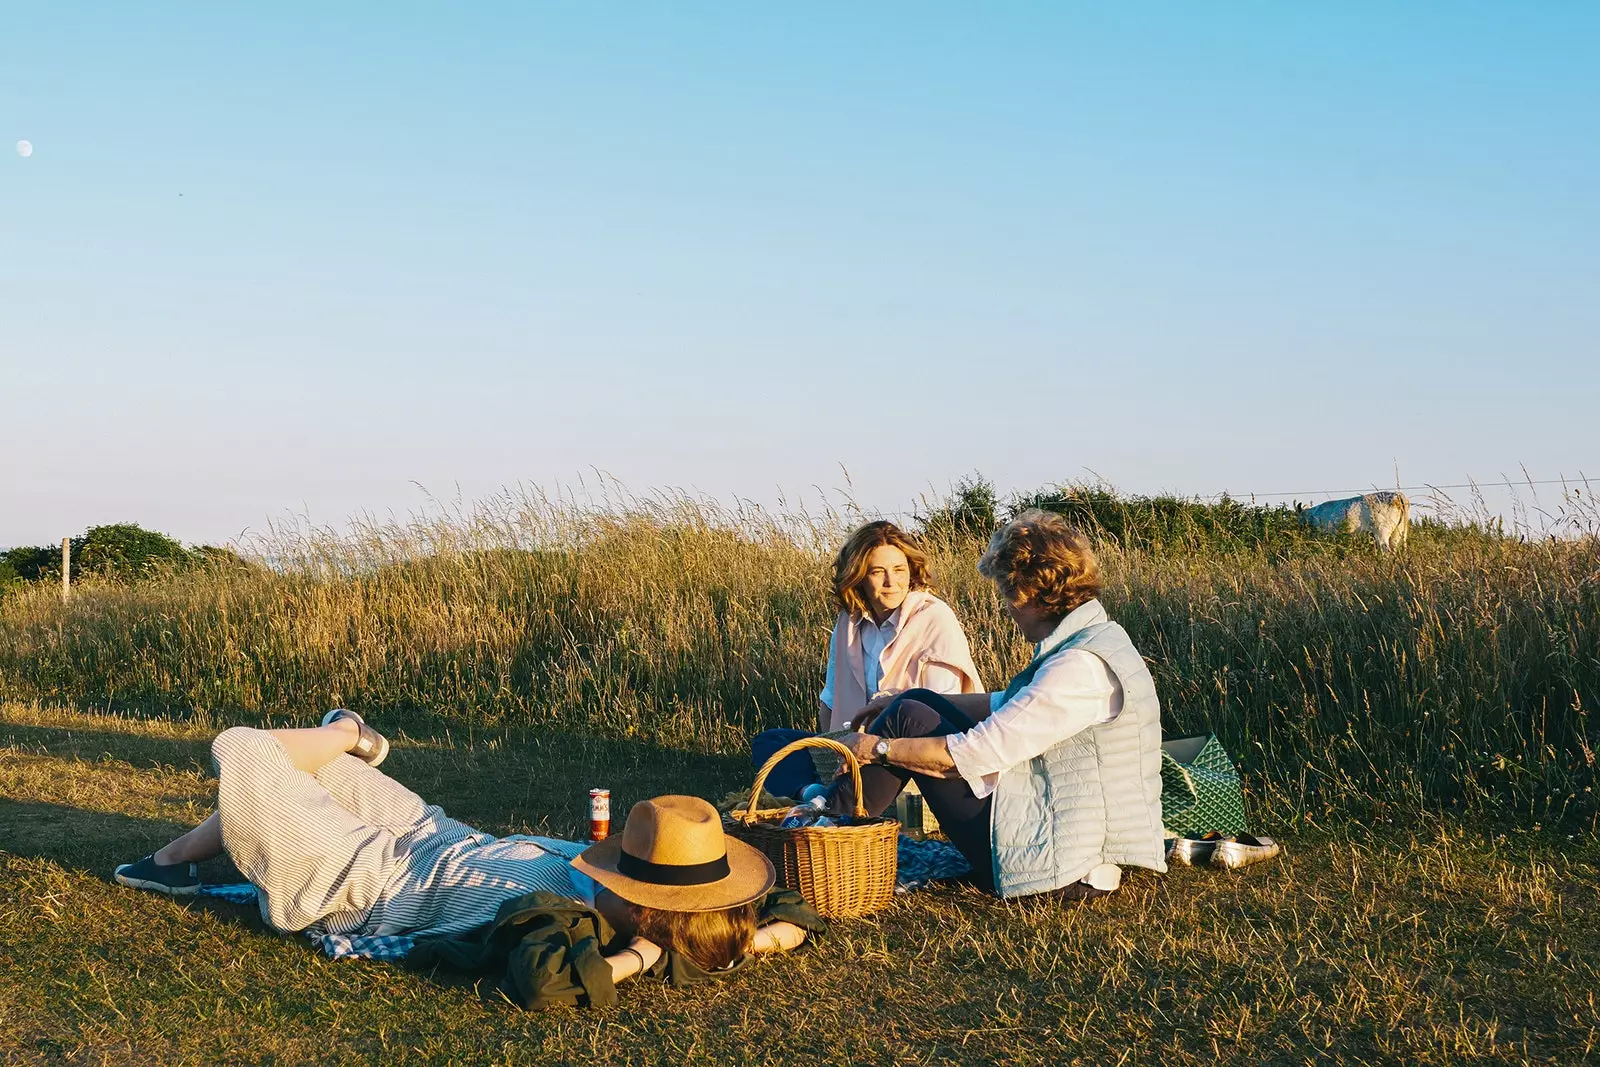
[
  {"xmin": 267, "ymin": 719, "xmax": 360, "ymax": 774},
  {"xmin": 154, "ymin": 811, "xmax": 223, "ymax": 865}
]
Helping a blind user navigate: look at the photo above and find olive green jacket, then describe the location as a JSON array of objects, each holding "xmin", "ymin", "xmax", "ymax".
[{"xmin": 408, "ymin": 889, "xmax": 826, "ymax": 1011}]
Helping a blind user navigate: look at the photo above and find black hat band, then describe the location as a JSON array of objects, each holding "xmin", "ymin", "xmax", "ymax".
[{"xmin": 616, "ymin": 850, "xmax": 732, "ymax": 886}]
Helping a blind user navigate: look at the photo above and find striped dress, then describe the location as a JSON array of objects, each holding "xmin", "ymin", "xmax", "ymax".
[{"xmin": 211, "ymin": 727, "xmax": 594, "ymax": 939}]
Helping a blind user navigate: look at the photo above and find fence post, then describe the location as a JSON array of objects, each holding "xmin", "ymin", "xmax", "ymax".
[{"xmin": 61, "ymin": 537, "xmax": 70, "ymax": 603}]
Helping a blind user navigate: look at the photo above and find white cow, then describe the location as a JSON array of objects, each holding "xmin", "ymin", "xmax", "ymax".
[{"xmin": 1300, "ymin": 491, "xmax": 1411, "ymax": 552}]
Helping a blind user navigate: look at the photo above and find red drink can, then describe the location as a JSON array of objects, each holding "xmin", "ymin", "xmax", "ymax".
[{"xmin": 589, "ymin": 788, "xmax": 611, "ymax": 842}]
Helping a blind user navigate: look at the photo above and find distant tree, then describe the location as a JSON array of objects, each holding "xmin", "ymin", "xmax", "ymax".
[
  {"xmin": 73, "ymin": 523, "xmax": 194, "ymax": 577},
  {"xmin": 917, "ymin": 474, "xmax": 1001, "ymax": 541},
  {"xmin": 0, "ymin": 545, "xmax": 60, "ymax": 582}
]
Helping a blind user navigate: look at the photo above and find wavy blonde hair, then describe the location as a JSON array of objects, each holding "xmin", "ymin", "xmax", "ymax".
[
  {"xmin": 977, "ymin": 509, "xmax": 1100, "ymax": 620},
  {"xmin": 831, "ymin": 521, "xmax": 931, "ymax": 617}
]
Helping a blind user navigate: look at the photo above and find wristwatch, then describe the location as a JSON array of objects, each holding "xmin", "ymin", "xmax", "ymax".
[{"xmin": 872, "ymin": 738, "xmax": 892, "ymax": 766}]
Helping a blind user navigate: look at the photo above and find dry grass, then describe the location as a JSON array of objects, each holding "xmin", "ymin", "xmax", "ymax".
[
  {"xmin": 0, "ymin": 489, "xmax": 1594, "ymax": 825},
  {"xmin": 3, "ymin": 702, "xmax": 1597, "ymax": 1066}
]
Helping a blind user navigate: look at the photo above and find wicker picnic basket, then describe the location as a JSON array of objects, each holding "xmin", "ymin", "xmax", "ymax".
[
  {"xmin": 726, "ymin": 736, "xmax": 898, "ymax": 918},
  {"xmin": 805, "ymin": 728, "xmax": 859, "ymax": 781},
  {"xmin": 808, "ymin": 728, "xmax": 940, "ymax": 835}
]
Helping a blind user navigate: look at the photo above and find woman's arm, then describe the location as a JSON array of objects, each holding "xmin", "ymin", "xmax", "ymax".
[
  {"xmin": 942, "ymin": 653, "xmax": 1121, "ymax": 792},
  {"xmin": 818, "ymin": 700, "xmax": 837, "ymax": 733},
  {"xmin": 605, "ymin": 936, "xmax": 664, "ymax": 984},
  {"xmin": 752, "ymin": 921, "xmax": 808, "ymax": 954},
  {"xmin": 819, "ymin": 637, "xmax": 839, "ymax": 731},
  {"xmin": 833, "ymin": 730, "xmax": 962, "ymax": 778},
  {"xmin": 917, "ymin": 662, "xmax": 966, "ymax": 695}
]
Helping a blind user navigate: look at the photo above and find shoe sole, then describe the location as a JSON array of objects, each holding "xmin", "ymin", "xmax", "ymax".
[
  {"xmin": 114, "ymin": 869, "xmax": 200, "ymax": 896},
  {"xmin": 1211, "ymin": 845, "xmax": 1282, "ymax": 870}
]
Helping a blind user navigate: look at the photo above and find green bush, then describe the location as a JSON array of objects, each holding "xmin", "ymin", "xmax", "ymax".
[
  {"xmin": 1011, "ymin": 484, "xmax": 1343, "ymax": 556},
  {"xmin": 914, "ymin": 477, "xmax": 1375, "ymax": 557},
  {"xmin": 1, "ymin": 524, "xmax": 205, "ymax": 585},
  {"xmin": 0, "ymin": 544, "xmax": 61, "ymax": 582},
  {"xmin": 74, "ymin": 523, "xmax": 193, "ymax": 577},
  {"xmin": 916, "ymin": 474, "xmax": 1000, "ymax": 542}
]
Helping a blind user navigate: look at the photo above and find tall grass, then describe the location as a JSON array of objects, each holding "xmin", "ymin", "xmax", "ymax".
[{"xmin": 0, "ymin": 486, "xmax": 1594, "ymax": 828}]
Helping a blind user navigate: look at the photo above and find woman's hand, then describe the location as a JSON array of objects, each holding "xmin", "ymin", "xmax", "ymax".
[
  {"xmin": 753, "ymin": 921, "xmax": 808, "ymax": 954},
  {"xmin": 833, "ymin": 731, "xmax": 881, "ymax": 774},
  {"xmin": 847, "ymin": 693, "xmax": 896, "ymax": 731}
]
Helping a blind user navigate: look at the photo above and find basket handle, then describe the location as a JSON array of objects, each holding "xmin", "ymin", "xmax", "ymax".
[{"xmin": 739, "ymin": 735, "xmax": 869, "ymax": 824}]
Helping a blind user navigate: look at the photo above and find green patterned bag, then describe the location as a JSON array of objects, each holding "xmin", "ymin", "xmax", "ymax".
[{"xmin": 1160, "ymin": 734, "xmax": 1248, "ymax": 837}]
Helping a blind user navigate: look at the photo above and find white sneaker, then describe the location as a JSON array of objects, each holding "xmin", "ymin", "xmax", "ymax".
[
  {"xmin": 321, "ymin": 708, "xmax": 390, "ymax": 767},
  {"xmin": 1165, "ymin": 832, "xmax": 1226, "ymax": 867},
  {"xmin": 1210, "ymin": 834, "xmax": 1283, "ymax": 870}
]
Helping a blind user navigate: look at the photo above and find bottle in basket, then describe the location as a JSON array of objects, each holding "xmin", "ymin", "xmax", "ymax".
[{"xmin": 589, "ymin": 788, "xmax": 611, "ymax": 842}]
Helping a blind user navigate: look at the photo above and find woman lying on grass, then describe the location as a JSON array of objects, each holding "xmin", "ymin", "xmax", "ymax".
[
  {"xmin": 829, "ymin": 509, "xmax": 1168, "ymax": 900},
  {"xmin": 114, "ymin": 716, "xmax": 819, "ymax": 1009}
]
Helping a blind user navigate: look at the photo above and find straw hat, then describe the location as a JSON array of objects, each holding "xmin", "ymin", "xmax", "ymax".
[{"xmin": 572, "ymin": 795, "xmax": 775, "ymax": 912}]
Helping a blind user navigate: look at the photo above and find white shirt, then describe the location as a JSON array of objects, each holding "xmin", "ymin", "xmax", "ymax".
[
  {"xmin": 943, "ymin": 615, "xmax": 1125, "ymax": 890},
  {"xmin": 818, "ymin": 605, "xmax": 964, "ymax": 711}
]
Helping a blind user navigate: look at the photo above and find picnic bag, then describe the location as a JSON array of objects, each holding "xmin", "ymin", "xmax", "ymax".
[{"xmin": 1160, "ymin": 733, "xmax": 1248, "ymax": 837}]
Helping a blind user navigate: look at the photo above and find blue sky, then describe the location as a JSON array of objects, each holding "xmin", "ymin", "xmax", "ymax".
[{"xmin": 3, "ymin": 3, "xmax": 1596, "ymax": 546}]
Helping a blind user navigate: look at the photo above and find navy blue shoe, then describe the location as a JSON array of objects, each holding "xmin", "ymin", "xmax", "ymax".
[{"xmin": 114, "ymin": 854, "xmax": 200, "ymax": 896}]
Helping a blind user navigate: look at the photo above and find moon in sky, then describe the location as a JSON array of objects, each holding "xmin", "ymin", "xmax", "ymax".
[{"xmin": 15, "ymin": 140, "xmax": 31, "ymax": 158}]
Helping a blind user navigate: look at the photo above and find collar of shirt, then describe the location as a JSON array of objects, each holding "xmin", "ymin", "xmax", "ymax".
[{"xmin": 857, "ymin": 603, "xmax": 905, "ymax": 638}]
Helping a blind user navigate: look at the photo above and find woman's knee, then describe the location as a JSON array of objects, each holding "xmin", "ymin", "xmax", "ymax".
[
  {"xmin": 874, "ymin": 698, "xmax": 945, "ymax": 738},
  {"xmin": 209, "ymin": 726, "xmax": 273, "ymax": 778}
]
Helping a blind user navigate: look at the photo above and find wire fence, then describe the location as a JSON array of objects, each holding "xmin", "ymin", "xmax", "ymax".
[
  {"xmin": 887, "ymin": 470, "xmax": 1598, "ymax": 539},
  {"xmin": 1230, "ymin": 477, "xmax": 1588, "ymax": 499}
]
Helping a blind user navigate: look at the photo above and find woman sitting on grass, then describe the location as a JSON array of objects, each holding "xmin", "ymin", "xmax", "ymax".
[
  {"xmin": 829, "ymin": 509, "xmax": 1167, "ymax": 900},
  {"xmin": 114, "ymin": 715, "xmax": 818, "ymax": 1008},
  {"xmin": 752, "ymin": 520, "xmax": 983, "ymax": 798}
]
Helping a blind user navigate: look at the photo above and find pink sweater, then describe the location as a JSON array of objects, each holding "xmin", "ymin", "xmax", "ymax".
[{"xmin": 823, "ymin": 590, "xmax": 984, "ymax": 731}]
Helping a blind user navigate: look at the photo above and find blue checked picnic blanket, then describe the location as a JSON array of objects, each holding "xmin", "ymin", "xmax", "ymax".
[
  {"xmin": 199, "ymin": 834, "xmax": 970, "ymax": 961},
  {"xmin": 894, "ymin": 835, "xmax": 970, "ymax": 892},
  {"xmin": 197, "ymin": 883, "xmax": 415, "ymax": 961}
]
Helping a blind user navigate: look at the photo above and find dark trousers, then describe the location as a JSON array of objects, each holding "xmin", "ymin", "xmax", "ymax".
[
  {"xmin": 749, "ymin": 728, "xmax": 820, "ymax": 800},
  {"xmin": 829, "ymin": 689, "xmax": 997, "ymax": 893}
]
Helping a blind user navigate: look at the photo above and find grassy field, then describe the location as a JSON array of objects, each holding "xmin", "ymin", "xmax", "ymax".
[
  {"xmin": 4, "ymin": 702, "xmax": 1597, "ymax": 1066},
  {"xmin": 2, "ymin": 489, "xmax": 1597, "ymax": 1064}
]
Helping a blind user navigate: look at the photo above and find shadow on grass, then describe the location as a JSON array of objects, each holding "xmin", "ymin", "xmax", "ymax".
[
  {"xmin": 0, "ymin": 798, "xmax": 498, "ymax": 999},
  {"xmin": 0, "ymin": 797, "xmax": 251, "ymax": 912},
  {"xmin": 1, "ymin": 720, "xmax": 215, "ymax": 772},
  {"xmin": 1, "ymin": 719, "xmax": 760, "ymax": 846}
]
